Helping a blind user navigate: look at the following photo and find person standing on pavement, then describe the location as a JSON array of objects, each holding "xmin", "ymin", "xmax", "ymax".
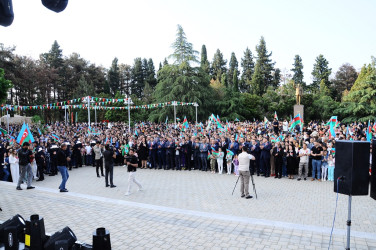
[
  {"xmin": 93, "ymin": 141, "xmax": 104, "ymax": 177},
  {"xmin": 311, "ymin": 141, "xmax": 323, "ymax": 181},
  {"xmin": 297, "ymin": 142, "xmax": 310, "ymax": 181},
  {"xmin": 125, "ymin": 149, "xmax": 143, "ymax": 196},
  {"xmin": 57, "ymin": 143, "xmax": 71, "ymax": 192},
  {"xmin": 16, "ymin": 142, "xmax": 35, "ymax": 190},
  {"xmin": 103, "ymin": 145, "xmax": 116, "ymax": 188},
  {"xmin": 238, "ymin": 147, "xmax": 255, "ymax": 199}
]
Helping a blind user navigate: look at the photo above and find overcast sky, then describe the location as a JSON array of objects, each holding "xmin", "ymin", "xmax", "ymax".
[{"xmin": 1, "ymin": 0, "xmax": 375, "ymax": 84}]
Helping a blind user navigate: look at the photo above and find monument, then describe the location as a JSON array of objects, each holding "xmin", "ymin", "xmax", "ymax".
[{"xmin": 294, "ymin": 84, "xmax": 304, "ymax": 121}]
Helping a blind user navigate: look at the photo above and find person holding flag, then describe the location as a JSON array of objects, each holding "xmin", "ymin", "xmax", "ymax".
[{"xmin": 16, "ymin": 142, "xmax": 35, "ymax": 190}]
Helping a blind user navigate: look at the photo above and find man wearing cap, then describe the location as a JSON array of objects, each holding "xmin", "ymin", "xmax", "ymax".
[
  {"xmin": 16, "ymin": 142, "xmax": 35, "ymax": 190},
  {"xmin": 57, "ymin": 143, "xmax": 71, "ymax": 192}
]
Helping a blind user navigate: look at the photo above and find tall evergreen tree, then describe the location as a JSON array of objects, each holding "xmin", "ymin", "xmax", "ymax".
[
  {"xmin": 119, "ymin": 64, "xmax": 132, "ymax": 96},
  {"xmin": 131, "ymin": 58, "xmax": 144, "ymax": 98},
  {"xmin": 200, "ymin": 45, "xmax": 210, "ymax": 73},
  {"xmin": 228, "ymin": 52, "xmax": 238, "ymax": 87},
  {"xmin": 332, "ymin": 63, "xmax": 358, "ymax": 100},
  {"xmin": 311, "ymin": 54, "xmax": 332, "ymax": 90},
  {"xmin": 240, "ymin": 47, "xmax": 254, "ymax": 92},
  {"xmin": 251, "ymin": 37, "xmax": 275, "ymax": 95},
  {"xmin": 169, "ymin": 24, "xmax": 198, "ymax": 65},
  {"xmin": 291, "ymin": 55, "xmax": 305, "ymax": 87},
  {"xmin": 151, "ymin": 25, "xmax": 212, "ymax": 121},
  {"xmin": 272, "ymin": 68, "xmax": 281, "ymax": 87},
  {"xmin": 107, "ymin": 57, "xmax": 120, "ymax": 96},
  {"xmin": 0, "ymin": 68, "xmax": 12, "ymax": 103},
  {"xmin": 211, "ymin": 49, "xmax": 227, "ymax": 81},
  {"xmin": 233, "ymin": 69, "xmax": 239, "ymax": 92},
  {"xmin": 146, "ymin": 58, "xmax": 157, "ymax": 88}
]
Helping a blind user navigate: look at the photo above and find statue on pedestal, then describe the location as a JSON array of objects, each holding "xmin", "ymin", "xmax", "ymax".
[{"xmin": 295, "ymin": 84, "xmax": 303, "ymax": 105}]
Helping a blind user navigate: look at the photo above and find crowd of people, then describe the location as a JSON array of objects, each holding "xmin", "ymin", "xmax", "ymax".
[{"xmin": 0, "ymin": 118, "xmax": 373, "ymax": 194}]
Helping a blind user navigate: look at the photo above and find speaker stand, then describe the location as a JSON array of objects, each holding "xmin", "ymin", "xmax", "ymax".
[{"xmin": 346, "ymin": 195, "xmax": 352, "ymax": 250}]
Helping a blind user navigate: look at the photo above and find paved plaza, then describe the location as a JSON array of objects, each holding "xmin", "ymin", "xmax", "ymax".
[{"xmin": 1, "ymin": 166, "xmax": 376, "ymax": 249}]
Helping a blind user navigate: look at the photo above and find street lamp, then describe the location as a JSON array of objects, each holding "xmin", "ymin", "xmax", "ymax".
[
  {"xmin": 127, "ymin": 97, "xmax": 133, "ymax": 133},
  {"xmin": 193, "ymin": 103, "xmax": 199, "ymax": 125},
  {"xmin": 172, "ymin": 101, "xmax": 177, "ymax": 126}
]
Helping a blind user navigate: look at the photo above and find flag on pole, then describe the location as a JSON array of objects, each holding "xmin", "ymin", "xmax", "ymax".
[
  {"xmin": 274, "ymin": 111, "xmax": 278, "ymax": 120},
  {"xmin": 326, "ymin": 116, "xmax": 338, "ymax": 127},
  {"xmin": 37, "ymin": 128, "xmax": 42, "ymax": 136},
  {"xmin": 367, "ymin": 120, "xmax": 372, "ymax": 142},
  {"xmin": 373, "ymin": 121, "xmax": 376, "ymax": 132},
  {"xmin": 226, "ymin": 149, "xmax": 234, "ymax": 156},
  {"xmin": 0, "ymin": 127, "xmax": 7, "ymax": 136},
  {"xmin": 270, "ymin": 135, "xmax": 277, "ymax": 142},
  {"xmin": 51, "ymin": 133, "xmax": 60, "ymax": 142},
  {"xmin": 289, "ymin": 114, "xmax": 303, "ymax": 132},
  {"xmin": 234, "ymin": 118, "xmax": 240, "ymax": 122},
  {"xmin": 264, "ymin": 117, "xmax": 269, "ymax": 128},
  {"xmin": 182, "ymin": 116, "xmax": 189, "ymax": 129},
  {"xmin": 165, "ymin": 116, "xmax": 168, "ymax": 124},
  {"xmin": 17, "ymin": 123, "xmax": 35, "ymax": 145},
  {"xmin": 235, "ymin": 134, "xmax": 239, "ymax": 142}
]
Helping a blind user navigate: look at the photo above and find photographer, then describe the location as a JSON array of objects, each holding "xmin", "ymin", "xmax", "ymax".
[
  {"xmin": 103, "ymin": 145, "xmax": 116, "ymax": 188},
  {"xmin": 16, "ymin": 142, "xmax": 35, "ymax": 190},
  {"xmin": 124, "ymin": 149, "xmax": 143, "ymax": 196}
]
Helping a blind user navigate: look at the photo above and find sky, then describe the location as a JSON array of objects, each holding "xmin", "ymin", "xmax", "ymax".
[{"xmin": 1, "ymin": 0, "xmax": 376, "ymax": 84}]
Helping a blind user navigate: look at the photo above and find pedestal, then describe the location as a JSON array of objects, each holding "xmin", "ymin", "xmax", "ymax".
[{"xmin": 294, "ymin": 105, "xmax": 304, "ymax": 121}]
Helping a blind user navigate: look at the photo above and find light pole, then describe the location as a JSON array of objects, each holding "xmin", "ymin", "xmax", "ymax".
[
  {"xmin": 193, "ymin": 103, "xmax": 199, "ymax": 125},
  {"xmin": 64, "ymin": 105, "xmax": 67, "ymax": 125},
  {"xmin": 127, "ymin": 97, "xmax": 133, "ymax": 133},
  {"xmin": 172, "ymin": 101, "xmax": 177, "ymax": 126},
  {"xmin": 6, "ymin": 106, "xmax": 9, "ymax": 134},
  {"xmin": 87, "ymin": 96, "xmax": 91, "ymax": 126},
  {"xmin": 94, "ymin": 106, "xmax": 97, "ymax": 124}
]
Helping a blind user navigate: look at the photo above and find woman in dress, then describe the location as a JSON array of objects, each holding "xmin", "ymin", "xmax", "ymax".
[
  {"xmin": 9, "ymin": 148, "xmax": 20, "ymax": 184},
  {"xmin": 286, "ymin": 145, "xmax": 296, "ymax": 179},
  {"xmin": 137, "ymin": 137, "xmax": 148, "ymax": 169}
]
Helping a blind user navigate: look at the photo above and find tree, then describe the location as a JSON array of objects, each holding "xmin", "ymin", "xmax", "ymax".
[
  {"xmin": 131, "ymin": 58, "xmax": 144, "ymax": 98},
  {"xmin": 119, "ymin": 64, "xmax": 132, "ymax": 96},
  {"xmin": 150, "ymin": 25, "xmax": 212, "ymax": 121},
  {"xmin": 146, "ymin": 58, "xmax": 157, "ymax": 88},
  {"xmin": 233, "ymin": 69, "xmax": 239, "ymax": 92},
  {"xmin": 240, "ymin": 47, "xmax": 254, "ymax": 92},
  {"xmin": 211, "ymin": 49, "xmax": 227, "ymax": 81},
  {"xmin": 200, "ymin": 45, "xmax": 210, "ymax": 73},
  {"xmin": 107, "ymin": 57, "xmax": 120, "ymax": 96},
  {"xmin": 272, "ymin": 68, "xmax": 281, "ymax": 88},
  {"xmin": 227, "ymin": 52, "xmax": 238, "ymax": 87},
  {"xmin": 311, "ymin": 54, "xmax": 332, "ymax": 91},
  {"xmin": 332, "ymin": 63, "xmax": 358, "ymax": 100},
  {"xmin": 251, "ymin": 36, "xmax": 275, "ymax": 95},
  {"xmin": 291, "ymin": 55, "xmax": 305, "ymax": 87},
  {"xmin": 0, "ymin": 68, "xmax": 13, "ymax": 103},
  {"xmin": 169, "ymin": 24, "xmax": 198, "ymax": 65}
]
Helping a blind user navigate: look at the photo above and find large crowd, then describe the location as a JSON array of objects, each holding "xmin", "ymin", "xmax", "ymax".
[{"xmin": 0, "ymin": 118, "xmax": 374, "ymax": 187}]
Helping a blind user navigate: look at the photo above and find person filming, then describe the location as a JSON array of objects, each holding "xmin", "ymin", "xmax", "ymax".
[{"xmin": 238, "ymin": 147, "xmax": 255, "ymax": 199}]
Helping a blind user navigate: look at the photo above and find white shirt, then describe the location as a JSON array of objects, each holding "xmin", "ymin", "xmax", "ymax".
[
  {"xmin": 283, "ymin": 121, "xmax": 288, "ymax": 131},
  {"xmin": 85, "ymin": 145, "xmax": 92, "ymax": 155},
  {"xmin": 299, "ymin": 148, "xmax": 311, "ymax": 163},
  {"xmin": 238, "ymin": 152, "xmax": 255, "ymax": 171}
]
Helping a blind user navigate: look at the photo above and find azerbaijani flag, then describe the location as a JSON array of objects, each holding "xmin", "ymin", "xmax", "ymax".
[
  {"xmin": 270, "ymin": 135, "xmax": 277, "ymax": 143},
  {"xmin": 367, "ymin": 120, "xmax": 372, "ymax": 142},
  {"xmin": 235, "ymin": 134, "xmax": 239, "ymax": 142},
  {"xmin": 226, "ymin": 149, "xmax": 234, "ymax": 156},
  {"xmin": 16, "ymin": 123, "xmax": 35, "ymax": 145},
  {"xmin": 0, "ymin": 127, "xmax": 7, "ymax": 136},
  {"xmin": 182, "ymin": 116, "xmax": 189, "ymax": 129},
  {"xmin": 289, "ymin": 114, "xmax": 303, "ymax": 132},
  {"xmin": 51, "ymin": 133, "xmax": 60, "ymax": 141},
  {"xmin": 165, "ymin": 116, "xmax": 168, "ymax": 124},
  {"xmin": 329, "ymin": 126, "xmax": 336, "ymax": 139},
  {"xmin": 211, "ymin": 147, "xmax": 219, "ymax": 157},
  {"xmin": 234, "ymin": 118, "xmax": 240, "ymax": 122},
  {"xmin": 373, "ymin": 121, "xmax": 376, "ymax": 132},
  {"xmin": 274, "ymin": 111, "xmax": 278, "ymax": 120},
  {"xmin": 37, "ymin": 127, "xmax": 42, "ymax": 136},
  {"xmin": 326, "ymin": 116, "xmax": 338, "ymax": 127}
]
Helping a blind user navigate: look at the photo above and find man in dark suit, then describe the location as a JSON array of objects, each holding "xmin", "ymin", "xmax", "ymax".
[
  {"xmin": 103, "ymin": 145, "xmax": 116, "ymax": 188},
  {"xmin": 272, "ymin": 141, "xmax": 284, "ymax": 178},
  {"xmin": 249, "ymin": 139, "xmax": 261, "ymax": 175},
  {"xmin": 260, "ymin": 137, "xmax": 272, "ymax": 177}
]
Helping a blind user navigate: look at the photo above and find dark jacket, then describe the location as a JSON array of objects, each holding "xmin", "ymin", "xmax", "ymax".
[{"xmin": 56, "ymin": 149, "xmax": 68, "ymax": 166}]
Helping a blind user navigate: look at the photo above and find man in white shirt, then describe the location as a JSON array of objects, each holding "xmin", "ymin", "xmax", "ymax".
[
  {"xmin": 238, "ymin": 147, "xmax": 256, "ymax": 199},
  {"xmin": 298, "ymin": 142, "xmax": 311, "ymax": 181}
]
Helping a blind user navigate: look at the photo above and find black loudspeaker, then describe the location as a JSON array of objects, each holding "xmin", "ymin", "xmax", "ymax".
[
  {"xmin": 41, "ymin": 0, "xmax": 68, "ymax": 13},
  {"xmin": 25, "ymin": 214, "xmax": 46, "ymax": 250},
  {"xmin": 92, "ymin": 228, "xmax": 111, "ymax": 250},
  {"xmin": 43, "ymin": 226, "xmax": 76, "ymax": 250},
  {"xmin": 334, "ymin": 140, "xmax": 370, "ymax": 195},
  {"xmin": 0, "ymin": 214, "xmax": 26, "ymax": 249},
  {"xmin": 0, "ymin": 0, "xmax": 14, "ymax": 27},
  {"xmin": 371, "ymin": 140, "xmax": 376, "ymax": 200}
]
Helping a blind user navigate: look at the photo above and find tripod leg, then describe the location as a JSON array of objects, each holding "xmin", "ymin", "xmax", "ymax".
[
  {"xmin": 251, "ymin": 175, "xmax": 257, "ymax": 199},
  {"xmin": 232, "ymin": 175, "xmax": 240, "ymax": 195}
]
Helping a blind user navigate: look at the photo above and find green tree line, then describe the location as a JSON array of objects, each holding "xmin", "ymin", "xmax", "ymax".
[{"xmin": 0, "ymin": 25, "xmax": 375, "ymax": 123}]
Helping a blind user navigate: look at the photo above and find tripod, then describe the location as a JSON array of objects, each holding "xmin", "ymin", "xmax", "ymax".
[{"xmin": 232, "ymin": 174, "xmax": 258, "ymax": 199}]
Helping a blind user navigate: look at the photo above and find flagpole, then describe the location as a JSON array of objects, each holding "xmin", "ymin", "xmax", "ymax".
[
  {"xmin": 64, "ymin": 105, "xmax": 67, "ymax": 125},
  {"xmin": 6, "ymin": 107, "xmax": 9, "ymax": 134},
  {"xmin": 128, "ymin": 97, "xmax": 131, "ymax": 133},
  {"xmin": 173, "ymin": 101, "xmax": 177, "ymax": 126},
  {"xmin": 87, "ymin": 96, "xmax": 91, "ymax": 126},
  {"xmin": 95, "ymin": 106, "xmax": 97, "ymax": 124}
]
